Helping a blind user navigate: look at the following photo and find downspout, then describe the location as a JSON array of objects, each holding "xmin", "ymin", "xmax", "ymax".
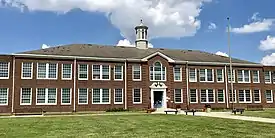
[
  {"xmin": 186, "ymin": 62, "xmax": 189, "ymax": 109},
  {"xmin": 225, "ymin": 66, "xmax": 229, "ymax": 108},
  {"xmin": 73, "ymin": 58, "xmax": 76, "ymax": 112},
  {"xmin": 11, "ymin": 56, "xmax": 15, "ymax": 114},
  {"xmin": 124, "ymin": 60, "xmax": 127, "ymax": 110}
]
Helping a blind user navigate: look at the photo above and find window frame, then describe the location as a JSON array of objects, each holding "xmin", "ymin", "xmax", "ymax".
[
  {"xmin": 189, "ymin": 89, "xmax": 198, "ymax": 103},
  {"xmin": 174, "ymin": 89, "xmax": 183, "ymax": 103},
  {"xmin": 61, "ymin": 64, "xmax": 72, "ymax": 80},
  {"xmin": 37, "ymin": 63, "xmax": 58, "ymax": 80},
  {"xmin": 238, "ymin": 89, "xmax": 252, "ymax": 103},
  {"xmin": 132, "ymin": 65, "xmax": 142, "ymax": 81},
  {"xmin": 78, "ymin": 88, "xmax": 89, "ymax": 105},
  {"xmin": 20, "ymin": 88, "xmax": 32, "ymax": 105},
  {"xmin": 265, "ymin": 90, "xmax": 273, "ymax": 103},
  {"xmin": 78, "ymin": 64, "xmax": 89, "ymax": 80},
  {"xmin": 36, "ymin": 88, "xmax": 57, "ymax": 105},
  {"xmin": 133, "ymin": 88, "xmax": 142, "ymax": 104},
  {"xmin": 200, "ymin": 89, "xmax": 215, "ymax": 103},
  {"xmin": 114, "ymin": 65, "xmax": 123, "ymax": 81},
  {"xmin": 216, "ymin": 69, "xmax": 224, "ymax": 83},
  {"xmin": 92, "ymin": 88, "xmax": 111, "ymax": 104},
  {"xmin": 61, "ymin": 88, "xmax": 72, "ymax": 105},
  {"xmin": 217, "ymin": 89, "xmax": 225, "ymax": 103},
  {"xmin": 227, "ymin": 69, "xmax": 236, "ymax": 83},
  {"xmin": 189, "ymin": 68, "xmax": 197, "ymax": 82},
  {"xmin": 150, "ymin": 61, "xmax": 166, "ymax": 81},
  {"xmin": 264, "ymin": 71, "xmax": 272, "ymax": 84},
  {"xmin": 92, "ymin": 65, "xmax": 111, "ymax": 80},
  {"xmin": 237, "ymin": 70, "xmax": 251, "ymax": 83},
  {"xmin": 252, "ymin": 70, "xmax": 260, "ymax": 83},
  {"xmin": 173, "ymin": 66, "xmax": 182, "ymax": 82},
  {"xmin": 0, "ymin": 88, "xmax": 8, "ymax": 105},
  {"xmin": 21, "ymin": 62, "xmax": 33, "ymax": 79},
  {"xmin": 229, "ymin": 90, "xmax": 237, "ymax": 103},
  {"xmin": 114, "ymin": 88, "xmax": 123, "ymax": 104},
  {"xmin": 253, "ymin": 89, "xmax": 261, "ymax": 103},
  {"xmin": 0, "ymin": 62, "xmax": 10, "ymax": 79},
  {"xmin": 199, "ymin": 69, "xmax": 214, "ymax": 82}
]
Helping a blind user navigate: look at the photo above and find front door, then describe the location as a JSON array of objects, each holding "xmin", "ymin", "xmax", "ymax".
[{"xmin": 154, "ymin": 91, "xmax": 163, "ymax": 108}]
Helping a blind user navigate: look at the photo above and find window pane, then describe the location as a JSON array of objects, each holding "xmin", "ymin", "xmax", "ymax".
[
  {"xmin": 92, "ymin": 65, "xmax": 100, "ymax": 79},
  {"xmin": 92, "ymin": 88, "xmax": 100, "ymax": 103},
  {"xmin": 37, "ymin": 63, "xmax": 47, "ymax": 78},
  {"xmin": 200, "ymin": 89, "xmax": 207, "ymax": 103},
  {"xmin": 174, "ymin": 67, "xmax": 181, "ymax": 81},
  {"xmin": 245, "ymin": 90, "xmax": 251, "ymax": 102},
  {"xmin": 114, "ymin": 65, "xmax": 123, "ymax": 80},
  {"xmin": 239, "ymin": 90, "xmax": 244, "ymax": 102},
  {"xmin": 265, "ymin": 90, "xmax": 272, "ymax": 102},
  {"xmin": 265, "ymin": 71, "xmax": 271, "ymax": 83},
  {"xmin": 237, "ymin": 70, "xmax": 243, "ymax": 82},
  {"xmin": 0, "ymin": 88, "xmax": 8, "ymax": 104},
  {"xmin": 217, "ymin": 89, "xmax": 224, "ymax": 102},
  {"xmin": 48, "ymin": 64, "xmax": 57, "ymax": 79},
  {"xmin": 62, "ymin": 88, "xmax": 71, "ymax": 104},
  {"xmin": 174, "ymin": 89, "xmax": 182, "ymax": 103},
  {"xmin": 115, "ymin": 89, "xmax": 123, "ymax": 103},
  {"xmin": 154, "ymin": 65, "xmax": 161, "ymax": 80},
  {"xmin": 133, "ymin": 65, "xmax": 141, "ymax": 80},
  {"xmin": 133, "ymin": 89, "xmax": 141, "ymax": 103},
  {"xmin": 254, "ymin": 90, "xmax": 260, "ymax": 102},
  {"xmin": 244, "ymin": 70, "xmax": 250, "ymax": 82},
  {"xmin": 217, "ymin": 69, "xmax": 223, "ymax": 82},
  {"xmin": 190, "ymin": 89, "xmax": 197, "ymax": 103},
  {"xmin": 150, "ymin": 66, "xmax": 153, "ymax": 80},
  {"xmin": 37, "ymin": 88, "xmax": 46, "ymax": 103},
  {"xmin": 252, "ymin": 71, "xmax": 259, "ymax": 83},
  {"xmin": 48, "ymin": 88, "xmax": 56, "ymax": 103},
  {"xmin": 208, "ymin": 89, "xmax": 214, "ymax": 102},
  {"xmin": 21, "ymin": 88, "xmax": 31, "ymax": 104},
  {"xmin": 162, "ymin": 67, "xmax": 166, "ymax": 80},
  {"xmin": 0, "ymin": 62, "xmax": 9, "ymax": 78},
  {"xmin": 102, "ymin": 89, "xmax": 110, "ymax": 103},
  {"xmin": 62, "ymin": 64, "xmax": 72, "ymax": 79},
  {"xmin": 102, "ymin": 65, "xmax": 110, "ymax": 79},
  {"xmin": 229, "ymin": 90, "xmax": 236, "ymax": 102},
  {"xmin": 79, "ymin": 64, "xmax": 88, "ymax": 79},
  {"xmin": 22, "ymin": 63, "xmax": 32, "ymax": 78},
  {"xmin": 199, "ymin": 69, "xmax": 205, "ymax": 81},
  {"xmin": 228, "ymin": 70, "xmax": 235, "ymax": 82},
  {"xmin": 189, "ymin": 68, "xmax": 196, "ymax": 82},
  {"xmin": 207, "ymin": 69, "xmax": 213, "ymax": 81},
  {"xmin": 79, "ymin": 88, "xmax": 88, "ymax": 104}
]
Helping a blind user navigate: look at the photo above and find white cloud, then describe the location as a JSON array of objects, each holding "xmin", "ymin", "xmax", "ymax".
[
  {"xmin": 116, "ymin": 39, "xmax": 153, "ymax": 48},
  {"xmin": 261, "ymin": 53, "xmax": 275, "ymax": 65},
  {"xmin": 1, "ymin": 0, "xmax": 212, "ymax": 42},
  {"xmin": 215, "ymin": 51, "xmax": 228, "ymax": 57},
  {"xmin": 41, "ymin": 44, "xmax": 50, "ymax": 49},
  {"xmin": 259, "ymin": 36, "xmax": 275, "ymax": 51},
  {"xmin": 208, "ymin": 22, "xmax": 217, "ymax": 30},
  {"xmin": 231, "ymin": 13, "xmax": 275, "ymax": 34}
]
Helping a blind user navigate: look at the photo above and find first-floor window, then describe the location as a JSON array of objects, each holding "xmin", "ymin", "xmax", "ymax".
[
  {"xmin": 92, "ymin": 88, "xmax": 110, "ymax": 104},
  {"xmin": 78, "ymin": 88, "xmax": 88, "ymax": 104},
  {"xmin": 21, "ymin": 88, "xmax": 32, "ymax": 105},
  {"xmin": 190, "ymin": 89, "xmax": 197, "ymax": 103},
  {"xmin": 114, "ymin": 89, "xmax": 123, "ymax": 104},
  {"xmin": 217, "ymin": 89, "xmax": 225, "ymax": 103},
  {"xmin": 265, "ymin": 90, "xmax": 273, "ymax": 103},
  {"xmin": 200, "ymin": 89, "xmax": 214, "ymax": 103},
  {"xmin": 36, "ymin": 88, "xmax": 57, "ymax": 105},
  {"xmin": 253, "ymin": 89, "xmax": 261, "ymax": 103},
  {"xmin": 174, "ymin": 89, "xmax": 182, "ymax": 103},
  {"xmin": 238, "ymin": 90, "xmax": 251, "ymax": 103},
  {"xmin": 0, "ymin": 88, "xmax": 8, "ymax": 105},
  {"xmin": 133, "ymin": 88, "xmax": 142, "ymax": 104},
  {"xmin": 61, "ymin": 88, "xmax": 71, "ymax": 104},
  {"xmin": 229, "ymin": 90, "xmax": 236, "ymax": 103}
]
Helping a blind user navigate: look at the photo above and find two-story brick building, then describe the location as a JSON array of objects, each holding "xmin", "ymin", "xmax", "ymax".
[{"xmin": 0, "ymin": 21, "xmax": 275, "ymax": 114}]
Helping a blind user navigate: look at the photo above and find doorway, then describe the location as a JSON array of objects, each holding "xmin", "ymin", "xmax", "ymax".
[{"xmin": 153, "ymin": 91, "xmax": 163, "ymax": 108}]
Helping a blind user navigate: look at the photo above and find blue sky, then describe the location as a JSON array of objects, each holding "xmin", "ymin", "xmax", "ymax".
[{"xmin": 0, "ymin": 0, "xmax": 275, "ymax": 65}]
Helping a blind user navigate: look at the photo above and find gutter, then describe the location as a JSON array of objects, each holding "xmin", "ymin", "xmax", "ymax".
[
  {"xmin": 175, "ymin": 60, "xmax": 263, "ymax": 67},
  {"xmin": 73, "ymin": 58, "xmax": 76, "ymax": 112},
  {"xmin": 185, "ymin": 61, "xmax": 189, "ymax": 109},
  {"xmin": 124, "ymin": 60, "xmax": 127, "ymax": 110},
  {"xmin": 11, "ymin": 56, "xmax": 15, "ymax": 113}
]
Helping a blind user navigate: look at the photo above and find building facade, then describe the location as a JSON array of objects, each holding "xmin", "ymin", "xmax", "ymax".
[{"xmin": 1, "ymin": 21, "xmax": 275, "ymax": 114}]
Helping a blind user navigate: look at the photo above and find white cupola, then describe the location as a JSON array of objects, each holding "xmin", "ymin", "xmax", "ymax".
[{"xmin": 135, "ymin": 19, "xmax": 149, "ymax": 49}]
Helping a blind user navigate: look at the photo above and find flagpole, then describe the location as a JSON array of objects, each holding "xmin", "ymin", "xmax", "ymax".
[{"xmin": 227, "ymin": 17, "xmax": 234, "ymax": 110}]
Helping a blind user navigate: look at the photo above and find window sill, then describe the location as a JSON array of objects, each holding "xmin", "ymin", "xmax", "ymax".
[
  {"xmin": 174, "ymin": 80, "xmax": 182, "ymax": 82},
  {"xmin": 0, "ymin": 77, "xmax": 9, "ymax": 79},
  {"xmin": 78, "ymin": 103, "xmax": 88, "ymax": 105},
  {"xmin": 114, "ymin": 79, "xmax": 123, "ymax": 81},
  {"xmin": 239, "ymin": 102, "xmax": 252, "ymax": 103},
  {"xmin": 92, "ymin": 103, "xmax": 111, "ymax": 104},
  {"xmin": 37, "ymin": 78, "xmax": 58, "ymax": 80},
  {"xmin": 20, "ymin": 103, "xmax": 32, "ymax": 106},
  {"xmin": 190, "ymin": 102, "xmax": 198, "ymax": 104},
  {"xmin": 133, "ymin": 79, "xmax": 142, "ymax": 81},
  {"xmin": 78, "ymin": 78, "xmax": 89, "ymax": 81},
  {"xmin": 61, "ymin": 103, "xmax": 71, "ymax": 105},
  {"xmin": 0, "ymin": 104, "xmax": 8, "ymax": 106},
  {"xmin": 114, "ymin": 102, "xmax": 123, "ymax": 104},
  {"xmin": 36, "ymin": 103, "xmax": 57, "ymax": 105},
  {"xmin": 217, "ymin": 102, "xmax": 225, "ymax": 103},
  {"xmin": 199, "ymin": 81, "xmax": 214, "ymax": 83},
  {"xmin": 133, "ymin": 102, "xmax": 142, "ymax": 104},
  {"xmin": 267, "ymin": 101, "xmax": 273, "ymax": 103},
  {"xmin": 62, "ymin": 78, "xmax": 72, "ymax": 80},
  {"xmin": 21, "ymin": 77, "xmax": 33, "ymax": 80},
  {"xmin": 254, "ymin": 102, "xmax": 261, "ymax": 103}
]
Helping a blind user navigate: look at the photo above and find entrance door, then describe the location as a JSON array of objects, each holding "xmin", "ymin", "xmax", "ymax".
[{"xmin": 153, "ymin": 91, "xmax": 163, "ymax": 108}]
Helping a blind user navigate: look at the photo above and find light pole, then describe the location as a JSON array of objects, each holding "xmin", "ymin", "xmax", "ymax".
[{"xmin": 227, "ymin": 17, "xmax": 234, "ymax": 110}]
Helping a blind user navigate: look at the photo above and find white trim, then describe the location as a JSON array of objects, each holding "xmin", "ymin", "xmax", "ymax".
[
  {"xmin": 36, "ymin": 63, "xmax": 58, "ymax": 80},
  {"xmin": 265, "ymin": 90, "xmax": 273, "ymax": 103},
  {"xmin": 217, "ymin": 89, "xmax": 225, "ymax": 103},
  {"xmin": 133, "ymin": 88, "xmax": 142, "ymax": 104},
  {"xmin": 237, "ymin": 70, "xmax": 251, "ymax": 83},
  {"xmin": 253, "ymin": 89, "xmax": 261, "ymax": 103},
  {"xmin": 0, "ymin": 62, "xmax": 9, "ymax": 79},
  {"xmin": 114, "ymin": 65, "xmax": 123, "ymax": 81},
  {"xmin": 190, "ymin": 89, "xmax": 198, "ymax": 103},
  {"xmin": 61, "ymin": 88, "xmax": 72, "ymax": 105},
  {"xmin": 173, "ymin": 66, "xmax": 182, "ymax": 82},
  {"xmin": 12, "ymin": 57, "xmax": 15, "ymax": 112},
  {"xmin": 174, "ymin": 89, "xmax": 183, "ymax": 103},
  {"xmin": 150, "ymin": 61, "xmax": 166, "ymax": 81},
  {"xmin": 114, "ymin": 88, "xmax": 124, "ymax": 104},
  {"xmin": 189, "ymin": 68, "xmax": 197, "ymax": 82},
  {"xmin": 150, "ymin": 84, "xmax": 167, "ymax": 108},
  {"xmin": 36, "ymin": 88, "xmax": 57, "ymax": 105},
  {"xmin": 238, "ymin": 89, "xmax": 252, "ymax": 103},
  {"xmin": 20, "ymin": 88, "xmax": 32, "ymax": 105},
  {"xmin": 124, "ymin": 61, "xmax": 127, "ymax": 109},
  {"xmin": 78, "ymin": 64, "xmax": 89, "ymax": 80},
  {"xmin": 132, "ymin": 64, "xmax": 142, "ymax": 81},
  {"xmin": 216, "ymin": 69, "xmax": 224, "ymax": 83},
  {"xmin": 0, "ymin": 88, "xmax": 9, "ymax": 106},
  {"xmin": 186, "ymin": 65, "xmax": 190, "ymax": 107},
  {"xmin": 73, "ymin": 58, "xmax": 76, "ymax": 111},
  {"xmin": 200, "ymin": 89, "xmax": 215, "ymax": 103},
  {"xmin": 61, "ymin": 64, "xmax": 72, "ymax": 80},
  {"xmin": 78, "ymin": 88, "xmax": 89, "ymax": 105},
  {"xmin": 92, "ymin": 65, "xmax": 111, "ymax": 81},
  {"xmin": 175, "ymin": 60, "xmax": 263, "ymax": 67},
  {"xmin": 21, "ymin": 62, "xmax": 33, "ymax": 79},
  {"xmin": 252, "ymin": 70, "xmax": 260, "ymax": 83},
  {"xmin": 141, "ymin": 52, "xmax": 175, "ymax": 63},
  {"xmin": 199, "ymin": 69, "xmax": 214, "ymax": 83}
]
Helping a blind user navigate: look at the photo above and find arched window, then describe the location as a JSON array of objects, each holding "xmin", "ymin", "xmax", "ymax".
[{"xmin": 150, "ymin": 61, "xmax": 166, "ymax": 81}]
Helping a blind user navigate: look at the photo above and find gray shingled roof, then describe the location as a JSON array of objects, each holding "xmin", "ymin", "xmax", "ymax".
[{"xmin": 18, "ymin": 44, "xmax": 259, "ymax": 64}]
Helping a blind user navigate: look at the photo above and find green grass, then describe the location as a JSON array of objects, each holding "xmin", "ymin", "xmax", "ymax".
[
  {"xmin": 1, "ymin": 114, "xmax": 275, "ymax": 138},
  {"xmin": 241, "ymin": 108, "xmax": 275, "ymax": 119}
]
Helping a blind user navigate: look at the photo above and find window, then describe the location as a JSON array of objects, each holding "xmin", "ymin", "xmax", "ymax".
[
  {"xmin": 253, "ymin": 90, "xmax": 261, "ymax": 103},
  {"xmin": 238, "ymin": 90, "xmax": 251, "ymax": 103},
  {"xmin": 62, "ymin": 64, "xmax": 72, "ymax": 80},
  {"xmin": 200, "ymin": 89, "xmax": 215, "ymax": 103},
  {"xmin": 150, "ymin": 62, "xmax": 166, "ymax": 81},
  {"xmin": 189, "ymin": 68, "xmax": 197, "ymax": 82},
  {"xmin": 174, "ymin": 89, "xmax": 182, "ymax": 103},
  {"xmin": 133, "ymin": 88, "xmax": 142, "ymax": 104},
  {"xmin": 273, "ymin": 71, "xmax": 275, "ymax": 84},
  {"xmin": 0, "ymin": 62, "xmax": 9, "ymax": 79},
  {"xmin": 20, "ymin": 88, "xmax": 32, "ymax": 105},
  {"xmin": 92, "ymin": 65, "xmax": 110, "ymax": 80},
  {"xmin": 92, "ymin": 88, "xmax": 110, "ymax": 104},
  {"xmin": 37, "ymin": 63, "xmax": 57, "ymax": 79},
  {"xmin": 217, "ymin": 89, "xmax": 225, "ymax": 103},
  {"xmin": 264, "ymin": 71, "xmax": 271, "ymax": 83},
  {"xmin": 114, "ymin": 89, "xmax": 123, "ymax": 104},
  {"xmin": 237, "ymin": 70, "xmax": 250, "ymax": 83},
  {"xmin": 190, "ymin": 89, "xmax": 197, "ymax": 103},
  {"xmin": 216, "ymin": 69, "xmax": 224, "ymax": 82},
  {"xmin": 174, "ymin": 66, "xmax": 182, "ymax": 81},
  {"xmin": 229, "ymin": 90, "xmax": 236, "ymax": 103},
  {"xmin": 36, "ymin": 88, "xmax": 57, "ymax": 105},
  {"xmin": 114, "ymin": 65, "xmax": 123, "ymax": 80},
  {"xmin": 265, "ymin": 90, "xmax": 273, "ymax": 103},
  {"xmin": 78, "ymin": 64, "xmax": 88, "ymax": 80},
  {"xmin": 0, "ymin": 88, "xmax": 8, "ymax": 105},
  {"xmin": 61, "ymin": 88, "xmax": 71, "ymax": 105},
  {"xmin": 199, "ymin": 69, "xmax": 213, "ymax": 82},
  {"xmin": 252, "ymin": 70, "xmax": 260, "ymax": 83},
  {"xmin": 132, "ymin": 65, "xmax": 141, "ymax": 81},
  {"xmin": 22, "ymin": 62, "xmax": 33, "ymax": 79},
  {"xmin": 78, "ymin": 88, "xmax": 88, "ymax": 104},
  {"xmin": 227, "ymin": 69, "xmax": 235, "ymax": 82}
]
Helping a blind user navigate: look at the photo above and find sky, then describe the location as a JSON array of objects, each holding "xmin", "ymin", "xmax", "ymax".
[{"xmin": 0, "ymin": 0, "xmax": 275, "ymax": 65}]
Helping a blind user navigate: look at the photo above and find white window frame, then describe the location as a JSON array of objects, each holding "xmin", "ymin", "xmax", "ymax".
[
  {"xmin": 21, "ymin": 62, "xmax": 33, "ymax": 79},
  {"xmin": 227, "ymin": 69, "xmax": 235, "ymax": 83},
  {"xmin": 174, "ymin": 89, "xmax": 183, "ymax": 103},
  {"xmin": 238, "ymin": 89, "xmax": 252, "ymax": 103},
  {"xmin": 20, "ymin": 88, "xmax": 32, "ymax": 105},
  {"xmin": 264, "ymin": 71, "xmax": 272, "ymax": 84},
  {"xmin": 61, "ymin": 88, "xmax": 72, "ymax": 105},
  {"xmin": 252, "ymin": 70, "xmax": 260, "ymax": 83},
  {"xmin": 237, "ymin": 70, "xmax": 250, "ymax": 83},
  {"xmin": 78, "ymin": 64, "xmax": 89, "ymax": 80},
  {"xmin": 265, "ymin": 90, "xmax": 273, "ymax": 103},
  {"xmin": 216, "ymin": 69, "xmax": 224, "ymax": 83},
  {"xmin": 36, "ymin": 88, "xmax": 57, "ymax": 105},
  {"xmin": 253, "ymin": 89, "xmax": 261, "ymax": 103},
  {"xmin": 37, "ymin": 63, "xmax": 58, "ymax": 80},
  {"xmin": 173, "ymin": 66, "xmax": 182, "ymax": 82},
  {"xmin": 92, "ymin": 88, "xmax": 111, "ymax": 104},
  {"xmin": 62, "ymin": 64, "xmax": 72, "ymax": 80},
  {"xmin": 114, "ymin": 88, "xmax": 123, "ymax": 104},
  {"xmin": 199, "ymin": 69, "xmax": 214, "ymax": 82},
  {"xmin": 133, "ymin": 88, "xmax": 142, "ymax": 104},
  {"xmin": 78, "ymin": 88, "xmax": 89, "ymax": 105},
  {"xmin": 150, "ymin": 61, "xmax": 166, "ymax": 81},
  {"xmin": 229, "ymin": 90, "xmax": 237, "ymax": 103},
  {"xmin": 200, "ymin": 89, "xmax": 215, "ymax": 103},
  {"xmin": 0, "ymin": 62, "xmax": 10, "ymax": 79},
  {"xmin": 0, "ymin": 88, "xmax": 8, "ymax": 105},
  {"xmin": 189, "ymin": 68, "xmax": 197, "ymax": 82},
  {"xmin": 92, "ymin": 65, "xmax": 111, "ymax": 80},
  {"xmin": 217, "ymin": 89, "xmax": 225, "ymax": 103},
  {"xmin": 190, "ymin": 89, "xmax": 198, "ymax": 103},
  {"xmin": 114, "ymin": 65, "xmax": 123, "ymax": 81},
  {"xmin": 132, "ymin": 65, "xmax": 142, "ymax": 81}
]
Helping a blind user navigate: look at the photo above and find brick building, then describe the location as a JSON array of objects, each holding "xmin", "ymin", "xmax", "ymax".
[{"xmin": 0, "ymin": 21, "xmax": 275, "ymax": 114}]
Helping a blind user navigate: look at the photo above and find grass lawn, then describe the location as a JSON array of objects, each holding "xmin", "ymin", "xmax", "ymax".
[
  {"xmin": 241, "ymin": 108, "xmax": 275, "ymax": 119},
  {"xmin": 1, "ymin": 114, "xmax": 275, "ymax": 138}
]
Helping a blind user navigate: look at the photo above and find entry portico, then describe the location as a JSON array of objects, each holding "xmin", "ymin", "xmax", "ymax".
[{"xmin": 150, "ymin": 82, "xmax": 167, "ymax": 109}]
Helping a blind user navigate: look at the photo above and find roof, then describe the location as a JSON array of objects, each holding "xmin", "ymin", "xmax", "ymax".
[{"xmin": 16, "ymin": 44, "xmax": 260, "ymax": 65}]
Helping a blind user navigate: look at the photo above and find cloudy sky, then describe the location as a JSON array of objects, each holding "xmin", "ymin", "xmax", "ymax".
[{"xmin": 0, "ymin": 0, "xmax": 275, "ymax": 65}]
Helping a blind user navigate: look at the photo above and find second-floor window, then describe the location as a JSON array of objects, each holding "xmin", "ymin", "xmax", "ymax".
[
  {"xmin": 174, "ymin": 66, "xmax": 182, "ymax": 81},
  {"xmin": 37, "ymin": 63, "xmax": 57, "ymax": 79},
  {"xmin": 227, "ymin": 69, "xmax": 235, "ymax": 83},
  {"xmin": 22, "ymin": 62, "xmax": 33, "ymax": 79},
  {"xmin": 92, "ymin": 65, "xmax": 110, "ymax": 80},
  {"xmin": 264, "ymin": 71, "xmax": 271, "ymax": 83},
  {"xmin": 237, "ymin": 70, "xmax": 250, "ymax": 83},
  {"xmin": 132, "ymin": 65, "xmax": 141, "ymax": 81},
  {"xmin": 0, "ymin": 62, "xmax": 9, "ymax": 79},
  {"xmin": 62, "ymin": 64, "xmax": 72, "ymax": 80},
  {"xmin": 150, "ymin": 61, "xmax": 166, "ymax": 81},
  {"xmin": 216, "ymin": 69, "xmax": 224, "ymax": 82},
  {"xmin": 114, "ymin": 65, "xmax": 123, "ymax": 80},
  {"xmin": 252, "ymin": 70, "xmax": 260, "ymax": 83},
  {"xmin": 78, "ymin": 64, "xmax": 88, "ymax": 80},
  {"xmin": 189, "ymin": 68, "xmax": 197, "ymax": 82},
  {"xmin": 199, "ymin": 69, "xmax": 213, "ymax": 82}
]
